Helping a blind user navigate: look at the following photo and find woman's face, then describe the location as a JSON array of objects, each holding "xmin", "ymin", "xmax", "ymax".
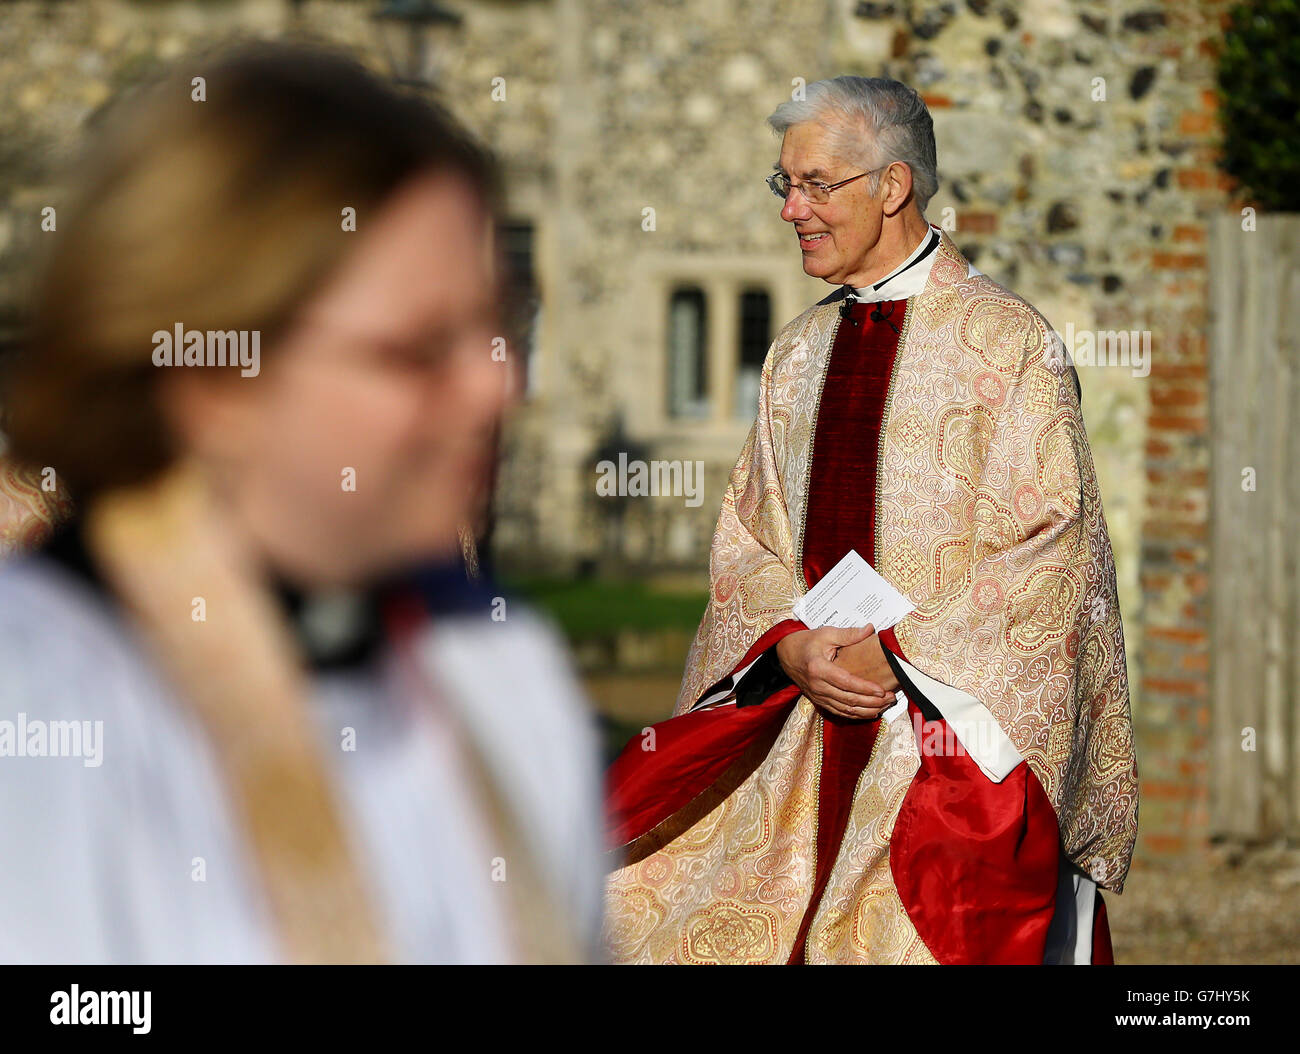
[{"xmin": 170, "ymin": 170, "xmax": 515, "ymax": 588}]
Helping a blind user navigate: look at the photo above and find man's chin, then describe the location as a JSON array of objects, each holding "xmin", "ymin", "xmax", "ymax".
[{"xmin": 801, "ymin": 257, "xmax": 838, "ymax": 281}]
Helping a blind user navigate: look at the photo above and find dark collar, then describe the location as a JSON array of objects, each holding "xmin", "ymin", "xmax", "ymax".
[
  {"xmin": 37, "ymin": 517, "xmax": 384, "ymax": 671},
  {"xmin": 38, "ymin": 513, "xmax": 507, "ymax": 672}
]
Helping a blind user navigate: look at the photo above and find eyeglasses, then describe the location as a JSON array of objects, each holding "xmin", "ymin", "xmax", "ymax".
[{"xmin": 766, "ymin": 165, "xmax": 888, "ymax": 204}]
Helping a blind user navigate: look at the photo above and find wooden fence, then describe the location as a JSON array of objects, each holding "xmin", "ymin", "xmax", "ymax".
[{"xmin": 1209, "ymin": 212, "xmax": 1300, "ymax": 842}]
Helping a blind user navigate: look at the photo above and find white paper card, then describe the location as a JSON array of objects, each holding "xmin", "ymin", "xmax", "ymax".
[{"xmin": 792, "ymin": 549, "xmax": 914, "ymax": 632}]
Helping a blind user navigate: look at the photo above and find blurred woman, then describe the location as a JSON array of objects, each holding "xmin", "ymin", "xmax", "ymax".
[{"xmin": 0, "ymin": 40, "xmax": 604, "ymax": 964}]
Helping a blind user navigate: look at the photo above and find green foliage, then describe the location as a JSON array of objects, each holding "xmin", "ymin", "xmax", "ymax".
[
  {"xmin": 501, "ymin": 576, "xmax": 708, "ymax": 638},
  {"xmin": 1217, "ymin": 0, "xmax": 1300, "ymax": 210}
]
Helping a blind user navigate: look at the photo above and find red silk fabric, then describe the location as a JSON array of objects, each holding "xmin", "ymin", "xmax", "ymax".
[
  {"xmin": 878, "ymin": 624, "xmax": 906, "ymax": 662},
  {"xmin": 605, "ymin": 619, "xmax": 805, "ymax": 849},
  {"xmin": 889, "ymin": 698, "xmax": 1062, "ymax": 964}
]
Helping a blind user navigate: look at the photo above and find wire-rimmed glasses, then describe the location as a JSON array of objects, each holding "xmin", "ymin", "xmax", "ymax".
[{"xmin": 766, "ymin": 165, "xmax": 888, "ymax": 204}]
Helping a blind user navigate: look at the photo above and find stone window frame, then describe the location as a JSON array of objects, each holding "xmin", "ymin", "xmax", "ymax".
[{"xmin": 623, "ymin": 252, "xmax": 813, "ymax": 446}]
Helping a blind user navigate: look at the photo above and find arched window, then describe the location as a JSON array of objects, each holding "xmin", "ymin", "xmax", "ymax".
[
  {"xmin": 500, "ymin": 220, "xmax": 539, "ymax": 396},
  {"xmin": 735, "ymin": 287, "xmax": 771, "ymax": 419},
  {"xmin": 668, "ymin": 286, "xmax": 709, "ymax": 418}
]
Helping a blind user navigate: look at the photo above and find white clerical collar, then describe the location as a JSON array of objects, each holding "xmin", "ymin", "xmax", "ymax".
[{"xmin": 847, "ymin": 224, "xmax": 942, "ymax": 304}]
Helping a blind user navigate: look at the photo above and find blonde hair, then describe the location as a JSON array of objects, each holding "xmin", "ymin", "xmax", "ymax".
[{"xmin": 5, "ymin": 38, "xmax": 500, "ymax": 499}]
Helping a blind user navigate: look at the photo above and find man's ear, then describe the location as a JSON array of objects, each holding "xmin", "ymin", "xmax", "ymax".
[
  {"xmin": 880, "ymin": 161, "xmax": 915, "ymax": 217},
  {"xmin": 156, "ymin": 369, "xmax": 259, "ymax": 463}
]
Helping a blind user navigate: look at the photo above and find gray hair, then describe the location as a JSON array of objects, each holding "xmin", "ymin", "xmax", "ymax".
[{"xmin": 767, "ymin": 76, "xmax": 939, "ymax": 212}]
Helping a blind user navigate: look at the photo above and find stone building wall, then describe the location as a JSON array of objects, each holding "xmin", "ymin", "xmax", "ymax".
[{"xmin": 0, "ymin": 0, "xmax": 1233, "ymax": 863}]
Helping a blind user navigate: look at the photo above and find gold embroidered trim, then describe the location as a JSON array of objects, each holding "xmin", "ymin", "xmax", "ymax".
[
  {"xmin": 794, "ymin": 306, "xmax": 842, "ymax": 593},
  {"xmin": 875, "ymin": 300, "xmax": 916, "ymax": 567}
]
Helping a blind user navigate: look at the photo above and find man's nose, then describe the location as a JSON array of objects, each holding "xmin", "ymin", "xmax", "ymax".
[{"xmin": 781, "ymin": 189, "xmax": 811, "ymax": 222}]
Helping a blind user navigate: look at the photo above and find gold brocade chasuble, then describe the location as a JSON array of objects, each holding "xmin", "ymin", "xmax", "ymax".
[{"xmin": 604, "ymin": 232, "xmax": 1138, "ymax": 964}]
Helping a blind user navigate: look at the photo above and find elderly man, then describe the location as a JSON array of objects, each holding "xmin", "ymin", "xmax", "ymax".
[{"xmin": 604, "ymin": 76, "xmax": 1138, "ymax": 965}]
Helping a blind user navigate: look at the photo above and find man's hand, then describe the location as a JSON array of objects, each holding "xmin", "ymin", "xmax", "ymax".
[
  {"xmin": 775, "ymin": 624, "xmax": 899, "ymax": 721},
  {"xmin": 836, "ymin": 630, "xmax": 902, "ymax": 695}
]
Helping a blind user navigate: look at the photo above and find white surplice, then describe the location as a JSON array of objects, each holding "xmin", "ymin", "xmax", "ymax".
[{"xmin": 0, "ymin": 553, "xmax": 606, "ymax": 964}]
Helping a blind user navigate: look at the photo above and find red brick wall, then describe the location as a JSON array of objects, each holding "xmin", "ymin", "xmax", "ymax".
[{"xmin": 1133, "ymin": 0, "xmax": 1232, "ymax": 856}]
